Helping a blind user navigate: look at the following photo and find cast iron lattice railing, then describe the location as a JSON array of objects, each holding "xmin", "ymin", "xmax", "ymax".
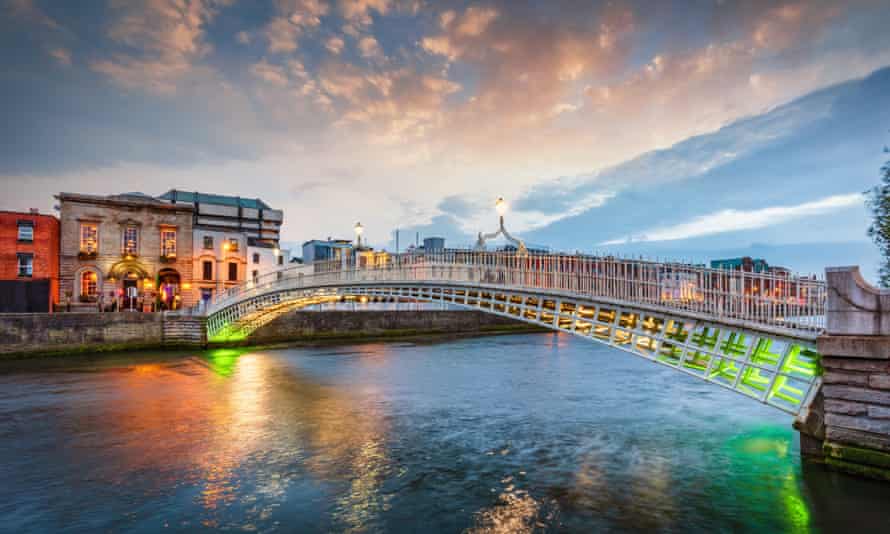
[
  {"xmin": 206, "ymin": 251, "xmax": 826, "ymax": 337},
  {"xmin": 205, "ymin": 280, "xmax": 823, "ymax": 415}
]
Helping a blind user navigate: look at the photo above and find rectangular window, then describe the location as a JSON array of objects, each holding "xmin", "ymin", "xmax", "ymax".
[
  {"xmin": 278, "ymin": 255, "xmax": 284, "ymax": 266},
  {"xmin": 202, "ymin": 261, "xmax": 213, "ymax": 281},
  {"xmin": 228, "ymin": 238, "xmax": 239, "ymax": 252},
  {"xmin": 17, "ymin": 222, "xmax": 33, "ymax": 242},
  {"xmin": 161, "ymin": 229, "xmax": 177, "ymax": 257},
  {"xmin": 251, "ymin": 269, "xmax": 258, "ymax": 282},
  {"xmin": 80, "ymin": 223, "xmax": 98, "ymax": 253},
  {"xmin": 228, "ymin": 262, "xmax": 238, "ymax": 281},
  {"xmin": 17, "ymin": 253, "xmax": 33, "ymax": 277},
  {"xmin": 122, "ymin": 226, "xmax": 138, "ymax": 255},
  {"xmin": 253, "ymin": 253, "xmax": 260, "ymax": 264},
  {"xmin": 203, "ymin": 235, "xmax": 213, "ymax": 250}
]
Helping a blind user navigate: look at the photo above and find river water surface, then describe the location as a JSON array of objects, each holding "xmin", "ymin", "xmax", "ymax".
[{"xmin": 1, "ymin": 333, "xmax": 889, "ymax": 533}]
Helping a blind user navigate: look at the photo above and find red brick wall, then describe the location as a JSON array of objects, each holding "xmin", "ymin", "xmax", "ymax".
[{"xmin": 0, "ymin": 211, "xmax": 60, "ymax": 308}]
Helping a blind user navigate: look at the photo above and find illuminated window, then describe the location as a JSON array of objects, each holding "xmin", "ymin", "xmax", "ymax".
[
  {"xmin": 122, "ymin": 226, "xmax": 138, "ymax": 255},
  {"xmin": 228, "ymin": 262, "xmax": 238, "ymax": 281},
  {"xmin": 202, "ymin": 261, "xmax": 213, "ymax": 281},
  {"xmin": 17, "ymin": 222, "xmax": 33, "ymax": 242},
  {"xmin": 80, "ymin": 223, "xmax": 98, "ymax": 253},
  {"xmin": 203, "ymin": 235, "xmax": 213, "ymax": 250},
  {"xmin": 228, "ymin": 238, "xmax": 239, "ymax": 252},
  {"xmin": 161, "ymin": 229, "xmax": 177, "ymax": 257},
  {"xmin": 81, "ymin": 271, "xmax": 97, "ymax": 297},
  {"xmin": 17, "ymin": 253, "xmax": 33, "ymax": 277}
]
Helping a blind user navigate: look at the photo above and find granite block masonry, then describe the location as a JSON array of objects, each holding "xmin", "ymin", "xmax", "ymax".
[{"xmin": 815, "ymin": 266, "xmax": 890, "ymax": 481}]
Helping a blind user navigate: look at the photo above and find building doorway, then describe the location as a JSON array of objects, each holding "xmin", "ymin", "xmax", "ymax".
[
  {"xmin": 158, "ymin": 269, "xmax": 181, "ymax": 310},
  {"xmin": 122, "ymin": 277, "xmax": 139, "ymax": 311}
]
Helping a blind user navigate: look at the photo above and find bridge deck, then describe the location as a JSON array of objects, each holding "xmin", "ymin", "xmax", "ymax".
[{"xmin": 202, "ymin": 253, "xmax": 827, "ymax": 416}]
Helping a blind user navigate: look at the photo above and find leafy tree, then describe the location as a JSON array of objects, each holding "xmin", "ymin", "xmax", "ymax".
[{"xmin": 866, "ymin": 147, "xmax": 890, "ymax": 287}]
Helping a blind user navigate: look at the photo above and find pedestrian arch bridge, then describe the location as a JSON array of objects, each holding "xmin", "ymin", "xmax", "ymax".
[{"xmin": 204, "ymin": 252, "xmax": 826, "ymax": 416}]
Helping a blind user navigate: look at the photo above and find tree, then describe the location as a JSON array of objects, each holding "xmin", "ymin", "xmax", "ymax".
[{"xmin": 866, "ymin": 147, "xmax": 890, "ymax": 287}]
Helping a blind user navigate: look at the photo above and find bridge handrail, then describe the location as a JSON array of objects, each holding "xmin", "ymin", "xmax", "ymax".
[{"xmin": 205, "ymin": 251, "xmax": 827, "ymax": 334}]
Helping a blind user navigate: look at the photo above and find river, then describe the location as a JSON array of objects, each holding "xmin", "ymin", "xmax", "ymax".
[{"xmin": 1, "ymin": 333, "xmax": 888, "ymax": 533}]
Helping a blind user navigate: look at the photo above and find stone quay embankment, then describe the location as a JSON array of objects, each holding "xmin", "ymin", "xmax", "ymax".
[
  {"xmin": 248, "ymin": 310, "xmax": 536, "ymax": 343},
  {"xmin": 0, "ymin": 310, "xmax": 537, "ymax": 358}
]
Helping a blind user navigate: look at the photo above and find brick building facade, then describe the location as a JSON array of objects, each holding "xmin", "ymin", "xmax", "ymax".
[
  {"xmin": 0, "ymin": 210, "xmax": 60, "ymax": 312},
  {"xmin": 57, "ymin": 193, "xmax": 196, "ymax": 311}
]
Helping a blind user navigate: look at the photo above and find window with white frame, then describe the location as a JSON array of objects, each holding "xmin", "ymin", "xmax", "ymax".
[
  {"xmin": 17, "ymin": 222, "xmax": 33, "ymax": 242},
  {"xmin": 80, "ymin": 223, "xmax": 98, "ymax": 253},
  {"xmin": 17, "ymin": 253, "xmax": 33, "ymax": 277},
  {"xmin": 161, "ymin": 228, "xmax": 177, "ymax": 257},
  {"xmin": 122, "ymin": 226, "xmax": 138, "ymax": 255}
]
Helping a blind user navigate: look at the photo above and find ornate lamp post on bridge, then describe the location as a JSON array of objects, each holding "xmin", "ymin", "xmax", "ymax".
[
  {"xmin": 475, "ymin": 197, "xmax": 528, "ymax": 255},
  {"xmin": 354, "ymin": 221, "xmax": 364, "ymax": 249}
]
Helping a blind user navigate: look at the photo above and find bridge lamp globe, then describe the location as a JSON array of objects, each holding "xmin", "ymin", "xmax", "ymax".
[
  {"xmin": 354, "ymin": 222, "xmax": 364, "ymax": 248},
  {"xmin": 495, "ymin": 197, "xmax": 508, "ymax": 216}
]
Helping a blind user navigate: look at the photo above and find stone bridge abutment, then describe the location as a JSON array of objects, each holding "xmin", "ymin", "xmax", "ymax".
[{"xmin": 808, "ymin": 266, "xmax": 890, "ymax": 480}]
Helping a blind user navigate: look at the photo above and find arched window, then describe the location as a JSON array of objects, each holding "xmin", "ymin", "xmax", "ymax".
[{"xmin": 81, "ymin": 270, "xmax": 98, "ymax": 298}]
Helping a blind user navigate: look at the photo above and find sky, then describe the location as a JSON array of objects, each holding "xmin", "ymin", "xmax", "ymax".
[{"xmin": 2, "ymin": 0, "xmax": 890, "ymax": 276}]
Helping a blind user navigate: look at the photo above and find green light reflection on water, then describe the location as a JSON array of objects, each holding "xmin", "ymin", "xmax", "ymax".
[
  {"xmin": 202, "ymin": 347, "xmax": 252, "ymax": 377},
  {"xmin": 722, "ymin": 425, "xmax": 810, "ymax": 533}
]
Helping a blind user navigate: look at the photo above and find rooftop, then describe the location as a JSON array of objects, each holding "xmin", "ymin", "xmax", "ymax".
[
  {"xmin": 158, "ymin": 190, "xmax": 273, "ymax": 210},
  {"xmin": 57, "ymin": 192, "xmax": 193, "ymax": 211},
  {"xmin": 303, "ymin": 239, "xmax": 354, "ymax": 247}
]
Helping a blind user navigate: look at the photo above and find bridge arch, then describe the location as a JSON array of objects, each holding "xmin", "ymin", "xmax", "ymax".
[{"xmin": 206, "ymin": 277, "xmax": 822, "ymax": 416}]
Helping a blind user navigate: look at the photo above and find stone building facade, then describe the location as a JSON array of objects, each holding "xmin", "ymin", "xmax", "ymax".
[
  {"xmin": 57, "ymin": 193, "xmax": 196, "ymax": 311},
  {"xmin": 192, "ymin": 228, "xmax": 247, "ymax": 308},
  {"xmin": 156, "ymin": 190, "xmax": 283, "ymax": 308}
]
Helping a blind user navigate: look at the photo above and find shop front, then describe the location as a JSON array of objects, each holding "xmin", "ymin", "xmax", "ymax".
[
  {"xmin": 157, "ymin": 268, "xmax": 184, "ymax": 311},
  {"xmin": 106, "ymin": 260, "xmax": 152, "ymax": 312}
]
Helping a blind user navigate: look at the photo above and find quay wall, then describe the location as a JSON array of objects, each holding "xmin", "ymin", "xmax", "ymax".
[
  {"xmin": 0, "ymin": 312, "xmax": 166, "ymax": 356},
  {"xmin": 248, "ymin": 310, "xmax": 535, "ymax": 343},
  {"xmin": 0, "ymin": 310, "xmax": 537, "ymax": 357}
]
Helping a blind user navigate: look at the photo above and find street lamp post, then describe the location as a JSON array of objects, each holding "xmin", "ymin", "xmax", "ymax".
[{"xmin": 475, "ymin": 197, "xmax": 528, "ymax": 255}]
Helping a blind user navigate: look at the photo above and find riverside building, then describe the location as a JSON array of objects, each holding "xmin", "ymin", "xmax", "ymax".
[
  {"xmin": 57, "ymin": 192, "xmax": 196, "ymax": 312},
  {"xmin": 156, "ymin": 190, "xmax": 283, "ymax": 307},
  {"xmin": 0, "ymin": 209, "xmax": 60, "ymax": 312}
]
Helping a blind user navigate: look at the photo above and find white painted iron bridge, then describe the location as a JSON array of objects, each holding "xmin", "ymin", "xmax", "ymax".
[{"xmin": 204, "ymin": 252, "xmax": 827, "ymax": 415}]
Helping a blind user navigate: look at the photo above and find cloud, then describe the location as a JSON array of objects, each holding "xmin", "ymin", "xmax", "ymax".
[
  {"xmin": 357, "ymin": 35, "xmax": 382, "ymax": 59},
  {"xmin": 235, "ymin": 30, "xmax": 250, "ymax": 44},
  {"xmin": 325, "ymin": 35, "xmax": 344, "ymax": 54},
  {"xmin": 7, "ymin": 0, "xmax": 61, "ymax": 30},
  {"xmin": 89, "ymin": 0, "xmax": 231, "ymax": 94},
  {"xmin": 600, "ymin": 193, "xmax": 863, "ymax": 245},
  {"xmin": 250, "ymin": 59, "xmax": 290, "ymax": 86},
  {"xmin": 339, "ymin": 0, "xmax": 390, "ymax": 25},
  {"xmin": 264, "ymin": 0, "xmax": 328, "ymax": 53},
  {"xmin": 453, "ymin": 6, "xmax": 498, "ymax": 37},
  {"xmin": 48, "ymin": 47, "xmax": 71, "ymax": 66}
]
